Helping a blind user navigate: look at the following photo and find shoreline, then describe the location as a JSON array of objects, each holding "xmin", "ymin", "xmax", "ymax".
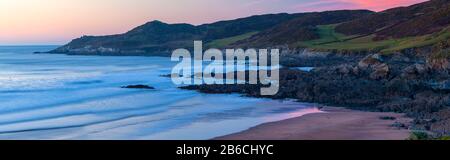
[{"xmin": 216, "ymin": 107, "xmax": 412, "ymax": 140}]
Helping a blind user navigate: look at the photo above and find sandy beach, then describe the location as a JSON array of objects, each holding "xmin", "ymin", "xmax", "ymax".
[{"xmin": 216, "ymin": 107, "xmax": 412, "ymax": 140}]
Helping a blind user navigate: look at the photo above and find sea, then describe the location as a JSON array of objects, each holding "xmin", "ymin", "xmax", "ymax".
[{"xmin": 0, "ymin": 46, "xmax": 320, "ymax": 140}]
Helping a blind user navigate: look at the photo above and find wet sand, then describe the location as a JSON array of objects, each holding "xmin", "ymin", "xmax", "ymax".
[{"xmin": 216, "ymin": 107, "xmax": 412, "ymax": 140}]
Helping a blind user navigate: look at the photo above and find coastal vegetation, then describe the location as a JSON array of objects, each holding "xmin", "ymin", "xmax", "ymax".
[{"xmin": 409, "ymin": 132, "xmax": 431, "ymax": 140}]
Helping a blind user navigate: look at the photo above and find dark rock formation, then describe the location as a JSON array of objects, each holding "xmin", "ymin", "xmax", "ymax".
[
  {"xmin": 121, "ymin": 85, "xmax": 155, "ymax": 90},
  {"xmin": 179, "ymin": 51, "xmax": 450, "ymax": 136}
]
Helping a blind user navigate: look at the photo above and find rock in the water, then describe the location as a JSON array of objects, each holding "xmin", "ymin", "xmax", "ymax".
[
  {"xmin": 121, "ymin": 85, "xmax": 155, "ymax": 89},
  {"xmin": 379, "ymin": 116, "xmax": 397, "ymax": 120}
]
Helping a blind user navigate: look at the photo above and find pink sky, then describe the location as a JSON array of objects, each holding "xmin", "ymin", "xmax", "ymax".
[{"xmin": 0, "ymin": 0, "xmax": 427, "ymax": 45}]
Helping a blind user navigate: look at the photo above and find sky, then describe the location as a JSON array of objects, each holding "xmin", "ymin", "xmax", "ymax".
[{"xmin": 0, "ymin": 0, "xmax": 427, "ymax": 45}]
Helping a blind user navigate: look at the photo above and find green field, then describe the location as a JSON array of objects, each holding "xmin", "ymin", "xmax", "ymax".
[
  {"xmin": 295, "ymin": 24, "xmax": 353, "ymax": 46},
  {"xmin": 206, "ymin": 31, "xmax": 259, "ymax": 48},
  {"xmin": 295, "ymin": 24, "xmax": 450, "ymax": 54}
]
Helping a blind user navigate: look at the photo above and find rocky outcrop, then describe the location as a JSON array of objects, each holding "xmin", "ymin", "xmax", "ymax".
[
  {"xmin": 401, "ymin": 64, "xmax": 428, "ymax": 78},
  {"xmin": 280, "ymin": 48, "xmax": 365, "ymax": 67},
  {"xmin": 358, "ymin": 54, "xmax": 384, "ymax": 68},
  {"xmin": 179, "ymin": 52, "xmax": 450, "ymax": 136},
  {"xmin": 51, "ymin": 43, "xmax": 156, "ymax": 56},
  {"xmin": 429, "ymin": 80, "xmax": 450, "ymax": 92},
  {"xmin": 427, "ymin": 58, "xmax": 450, "ymax": 71},
  {"xmin": 370, "ymin": 63, "xmax": 390, "ymax": 80}
]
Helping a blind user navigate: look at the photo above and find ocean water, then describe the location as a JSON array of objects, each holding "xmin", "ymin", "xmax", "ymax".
[{"xmin": 0, "ymin": 46, "xmax": 320, "ymax": 140}]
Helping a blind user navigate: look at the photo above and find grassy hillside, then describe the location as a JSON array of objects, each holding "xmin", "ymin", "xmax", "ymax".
[
  {"xmin": 51, "ymin": 13, "xmax": 302, "ymax": 55},
  {"xmin": 296, "ymin": 26, "xmax": 450, "ymax": 53},
  {"xmin": 336, "ymin": 0, "xmax": 450, "ymax": 40},
  {"xmin": 51, "ymin": 0, "xmax": 449, "ymax": 56},
  {"xmin": 294, "ymin": 24, "xmax": 354, "ymax": 46},
  {"xmin": 430, "ymin": 38, "xmax": 450, "ymax": 59},
  {"xmin": 230, "ymin": 10, "xmax": 373, "ymax": 48},
  {"xmin": 276, "ymin": 0, "xmax": 450, "ymax": 54},
  {"xmin": 206, "ymin": 31, "xmax": 258, "ymax": 48}
]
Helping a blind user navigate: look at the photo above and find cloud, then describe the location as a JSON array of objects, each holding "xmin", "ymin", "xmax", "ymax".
[
  {"xmin": 345, "ymin": 0, "xmax": 427, "ymax": 11},
  {"xmin": 291, "ymin": 0, "xmax": 359, "ymax": 12},
  {"xmin": 291, "ymin": 0, "xmax": 428, "ymax": 12}
]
